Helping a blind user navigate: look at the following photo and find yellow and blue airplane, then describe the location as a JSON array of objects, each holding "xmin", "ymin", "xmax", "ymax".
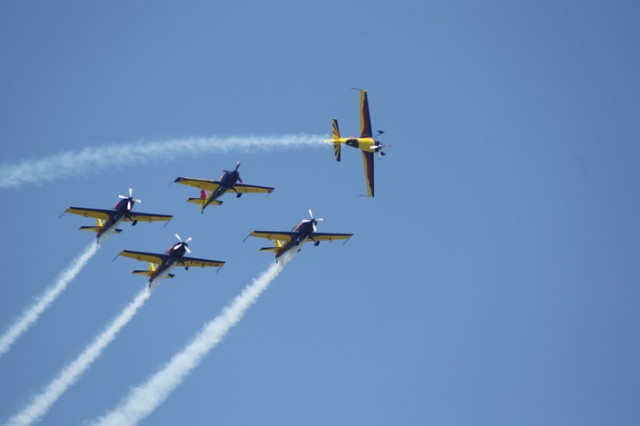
[
  {"xmin": 117, "ymin": 234, "xmax": 225, "ymax": 291},
  {"xmin": 246, "ymin": 210, "xmax": 353, "ymax": 262},
  {"xmin": 174, "ymin": 161, "xmax": 275, "ymax": 213},
  {"xmin": 62, "ymin": 188, "xmax": 173, "ymax": 243},
  {"xmin": 324, "ymin": 89, "xmax": 387, "ymax": 197}
]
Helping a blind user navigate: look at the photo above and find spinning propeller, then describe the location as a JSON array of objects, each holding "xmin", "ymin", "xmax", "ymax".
[
  {"xmin": 223, "ymin": 161, "xmax": 243, "ymax": 183},
  {"xmin": 118, "ymin": 187, "xmax": 142, "ymax": 211},
  {"xmin": 374, "ymin": 130, "xmax": 389, "ymax": 158},
  {"xmin": 302, "ymin": 209, "xmax": 324, "ymax": 232},
  {"xmin": 174, "ymin": 233, "xmax": 192, "ymax": 254}
]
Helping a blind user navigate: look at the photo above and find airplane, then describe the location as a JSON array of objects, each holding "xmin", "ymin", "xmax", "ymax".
[
  {"xmin": 116, "ymin": 234, "xmax": 226, "ymax": 291},
  {"xmin": 323, "ymin": 89, "xmax": 388, "ymax": 197},
  {"xmin": 62, "ymin": 188, "xmax": 173, "ymax": 243},
  {"xmin": 174, "ymin": 161, "xmax": 275, "ymax": 213},
  {"xmin": 246, "ymin": 210, "xmax": 353, "ymax": 262}
]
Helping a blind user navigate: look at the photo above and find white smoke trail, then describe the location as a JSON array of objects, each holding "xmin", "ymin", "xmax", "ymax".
[
  {"xmin": 0, "ymin": 134, "xmax": 326, "ymax": 189},
  {"xmin": 91, "ymin": 258, "xmax": 290, "ymax": 426},
  {"xmin": 0, "ymin": 241, "xmax": 100, "ymax": 357},
  {"xmin": 6, "ymin": 288, "xmax": 151, "ymax": 426}
]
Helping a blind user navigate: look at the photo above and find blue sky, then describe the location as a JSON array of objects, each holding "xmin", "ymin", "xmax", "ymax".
[{"xmin": 1, "ymin": 1, "xmax": 640, "ymax": 425}]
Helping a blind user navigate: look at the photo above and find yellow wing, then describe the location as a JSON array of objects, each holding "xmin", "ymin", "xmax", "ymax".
[
  {"xmin": 249, "ymin": 231, "xmax": 296, "ymax": 242},
  {"xmin": 65, "ymin": 207, "xmax": 113, "ymax": 221},
  {"xmin": 359, "ymin": 89, "xmax": 373, "ymax": 138},
  {"xmin": 126, "ymin": 212, "xmax": 173, "ymax": 223},
  {"xmin": 118, "ymin": 250, "xmax": 168, "ymax": 265},
  {"xmin": 311, "ymin": 232, "xmax": 353, "ymax": 242},
  {"xmin": 180, "ymin": 257, "xmax": 225, "ymax": 268},
  {"xmin": 361, "ymin": 150, "xmax": 375, "ymax": 197},
  {"xmin": 233, "ymin": 183, "xmax": 275, "ymax": 194},
  {"xmin": 174, "ymin": 177, "xmax": 221, "ymax": 192}
]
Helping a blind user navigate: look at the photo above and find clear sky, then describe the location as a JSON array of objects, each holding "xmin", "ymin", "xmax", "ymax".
[{"xmin": 1, "ymin": 1, "xmax": 640, "ymax": 425}]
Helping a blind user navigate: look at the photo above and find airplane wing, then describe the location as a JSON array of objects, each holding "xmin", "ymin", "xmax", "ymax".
[
  {"xmin": 174, "ymin": 177, "xmax": 221, "ymax": 192},
  {"xmin": 311, "ymin": 232, "xmax": 353, "ymax": 241},
  {"xmin": 125, "ymin": 212, "xmax": 173, "ymax": 223},
  {"xmin": 361, "ymin": 150, "xmax": 375, "ymax": 197},
  {"xmin": 359, "ymin": 89, "xmax": 373, "ymax": 138},
  {"xmin": 65, "ymin": 207, "xmax": 114, "ymax": 221},
  {"xmin": 118, "ymin": 250, "xmax": 169, "ymax": 265},
  {"xmin": 233, "ymin": 183, "xmax": 275, "ymax": 194},
  {"xmin": 249, "ymin": 231, "xmax": 297, "ymax": 242},
  {"xmin": 179, "ymin": 257, "xmax": 225, "ymax": 268}
]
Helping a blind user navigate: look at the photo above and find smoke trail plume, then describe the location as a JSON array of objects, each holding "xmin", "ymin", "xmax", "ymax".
[
  {"xmin": 92, "ymin": 258, "xmax": 290, "ymax": 426},
  {"xmin": 0, "ymin": 241, "xmax": 99, "ymax": 357},
  {"xmin": 0, "ymin": 134, "xmax": 326, "ymax": 189},
  {"xmin": 6, "ymin": 289, "xmax": 151, "ymax": 426}
]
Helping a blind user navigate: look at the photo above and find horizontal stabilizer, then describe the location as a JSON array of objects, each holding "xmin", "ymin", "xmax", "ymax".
[
  {"xmin": 187, "ymin": 198, "xmax": 222, "ymax": 206},
  {"xmin": 132, "ymin": 270, "xmax": 153, "ymax": 276},
  {"xmin": 259, "ymin": 247, "xmax": 280, "ymax": 252},
  {"xmin": 79, "ymin": 226, "xmax": 101, "ymax": 233}
]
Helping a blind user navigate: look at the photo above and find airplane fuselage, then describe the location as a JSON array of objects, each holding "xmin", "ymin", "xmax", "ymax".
[
  {"xmin": 335, "ymin": 137, "xmax": 380, "ymax": 153},
  {"xmin": 148, "ymin": 244, "xmax": 187, "ymax": 290},
  {"xmin": 202, "ymin": 171, "xmax": 241, "ymax": 211},
  {"xmin": 276, "ymin": 221, "xmax": 316, "ymax": 259},
  {"xmin": 97, "ymin": 199, "xmax": 135, "ymax": 241}
]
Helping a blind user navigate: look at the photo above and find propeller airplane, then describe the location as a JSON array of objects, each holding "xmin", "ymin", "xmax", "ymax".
[
  {"xmin": 62, "ymin": 188, "xmax": 173, "ymax": 243},
  {"xmin": 246, "ymin": 210, "xmax": 353, "ymax": 262},
  {"xmin": 323, "ymin": 89, "xmax": 388, "ymax": 197},
  {"xmin": 174, "ymin": 161, "xmax": 275, "ymax": 213},
  {"xmin": 116, "ymin": 234, "xmax": 225, "ymax": 291}
]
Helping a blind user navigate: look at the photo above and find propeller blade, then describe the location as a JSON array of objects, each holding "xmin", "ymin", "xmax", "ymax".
[
  {"xmin": 185, "ymin": 236, "xmax": 193, "ymax": 243},
  {"xmin": 235, "ymin": 161, "xmax": 241, "ymax": 171},
  {"xmin": 133, "ymin": 198, "xmax": 142, "ymax": 204},
  {"xmin": 129, "ymin": 187, "xmax": 133, "ymax": 197},
  {"xmin": 175, "ymin": 233, "xmax": 182, "ymax": 242},
  {"xmin": 127, "ymin": 200, "xmax": 132, "ymax": 211},
  {"xmin": 118, "ymin": 195, "xmax": 128, "ymax": 199},
  {"xmin": 316, "ymin": 218, "xmax": 324, "ymax": 222},
  {"xmin": 237, "ymin": 174, "xmax": 243, "ymax": 183},
  {"xmin": 308, "ymin": 209, "xmax": 314, "ymax": 219},
  {"xmin": 184, "ymin": 245, "xmax": 192, "ymax": 254}
]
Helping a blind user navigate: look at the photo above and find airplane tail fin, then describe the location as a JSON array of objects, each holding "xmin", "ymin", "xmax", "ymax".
[
  {"xmin": 79, "ymin": 226, "xmax": 101, "ymax": 233},
  {"xmin": 332, "ymin": 118, "xmax": 341, "ymax": 139},
  {"xmin": 132, "ymin": 262, "xmax": 173, "ymax": 278},
  {"xmin": 79, "ymin": 218, "xmax": 121, "ymax": 233},
  {"xmin": 332, "ymin": 118, "xmax": 341, "ymax": 161},
  {"xmin": 259, "ymin": 240, "xmax": 283, "ymax": 253},
  {"xmin": 186, "ymin": 198, "xmax": 222, "ymax": 206}
]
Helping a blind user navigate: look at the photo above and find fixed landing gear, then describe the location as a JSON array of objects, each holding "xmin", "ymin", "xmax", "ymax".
[{"xmin": 132, "ymin": 220, "xmax": 138, "ymax": 226}]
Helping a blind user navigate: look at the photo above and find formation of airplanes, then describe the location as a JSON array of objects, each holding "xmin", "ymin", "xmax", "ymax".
[{"xmin": 62, "ymin": 89, "xmax": 386, "ymax": 290}]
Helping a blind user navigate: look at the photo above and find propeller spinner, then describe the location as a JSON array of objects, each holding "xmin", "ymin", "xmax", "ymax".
[
  {"xmin": 302, "ymin": 209, "xmax": 324, "ymax": 232},
  {"xmin": 118, "ymin": 187, "xmax": 142, "ymax": 211},
  {"xmin": 174, "ymin": 233, "xmax": 193, "ymax": 254}
]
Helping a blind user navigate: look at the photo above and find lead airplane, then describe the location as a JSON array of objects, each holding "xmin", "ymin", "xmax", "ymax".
[
  {"xmin": 323, "ymin": 89, "xmax": 388, "ymax": 197},
  {"xmin": 117, "ymin": 234, "xmax": 225, "ymax": 291},
  {"xmin": 63, "ymin": 188, "xmax": 173, "ymax": 243},
  {"xmin": 174, "ymin": 161, "xmax": 275, "ymax": 213},
  {"xmin": 246, "ymin": 210, "xmax": 353, "ymax": 262}
]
